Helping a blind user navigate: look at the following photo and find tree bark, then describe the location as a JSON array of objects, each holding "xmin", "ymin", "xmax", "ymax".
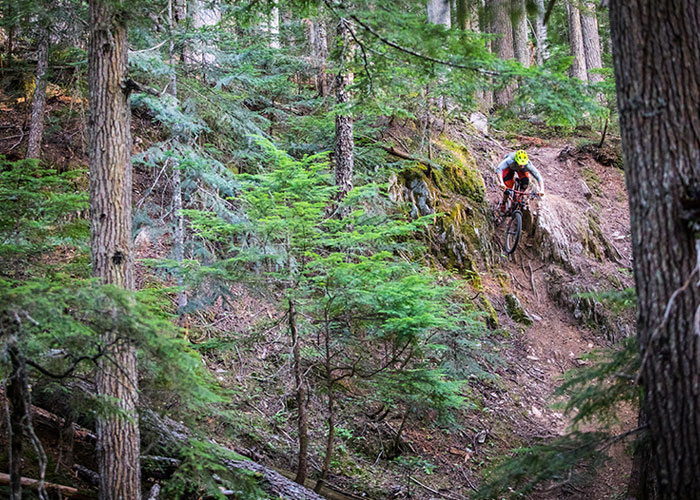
[
  {"xmin": 290, "ymin": 301, "xmax": 309, "ymax": 486},
  {"xmin": 490, "ymin": 0, "xmax": 515, "ymax": 105},
  {"xmin": 427, "ymin": 0, "xmax": 451, "ymax": 27},
  {"xmin": 610, "ymin": 0, "xmax": 700, "ymax": 498},
  {"xmin": 580, "ymin": 1, "xmax": 603, "ymax": 83},
  {"xmin": 455, "ymin": 0, "xmax": 469, "ymax": 31},
  {"xmin": 511, "ymin": 0, "xmax": 529, "ymax": 67},
  {"xmin": 308, "ymin": 19, "xmax": 329, "ymax": 97},
  {"xmin": 88, "ymin": 2, "xmax": 141, "ymax": 499},
  {"xmin": 271, "ymin": 3, "xmax": 281, "ymax": 49},
  {"xmin": 334, "ymin": 18, "xmax": 354, "ymax": 202},
  {"xmin": 314, "ymin": 318, "xmax": 336, "ymax": 494},
  {"xmin": 6, "ymin": 335, "xmax": 28, "ymax": 500},
  {"xmin": 169, "ymin": 0, "xmax": 187, "ymax": 315},
  {"xmin": 26, "ymin": 26, "xmax": 49, "ymax": 160},
  {"xmin": 478, "ymin": 0, "xmax": 494, "ymax": 109},
  {"xmin": 566, "ymin": 1, "xmax": 587, "ymax": 80},
  {"xmin": 534, "ymin": 0, "xmax": 550, "ymax": 64}
]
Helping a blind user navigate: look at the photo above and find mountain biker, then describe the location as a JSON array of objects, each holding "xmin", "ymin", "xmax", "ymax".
[{"xmin": 496, "ymin": 150, "xmax": 545, "ymax": 212}]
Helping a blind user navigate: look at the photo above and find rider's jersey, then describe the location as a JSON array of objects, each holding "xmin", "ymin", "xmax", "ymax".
[{"xmin": 496, "ymin": 152, "xmax": 543, "ymax": 186}]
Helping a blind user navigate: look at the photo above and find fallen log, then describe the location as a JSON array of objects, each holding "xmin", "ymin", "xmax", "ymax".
[{"xmin": 0, "ymin": 472, "xmax": 86, "ymax": 497}]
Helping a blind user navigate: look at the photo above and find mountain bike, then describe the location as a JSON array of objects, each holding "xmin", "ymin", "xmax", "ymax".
[{"xmin": 498, "ymin": 187, "xmax": 540, "ymax": 255}]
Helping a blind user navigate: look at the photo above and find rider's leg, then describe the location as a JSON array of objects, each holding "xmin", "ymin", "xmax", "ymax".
[
  {"xmin": 500, "ymin": 171, "xmax": 515, "ymax": 211},
  {"xmin": 514, "ymin": 175, "xmax": 530, "ymax": 191}
]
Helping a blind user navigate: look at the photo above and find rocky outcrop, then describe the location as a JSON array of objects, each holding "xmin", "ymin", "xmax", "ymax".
[
  {"xmin": 546, "ymin": 268, "xmax": 633, "ymax": 342},
  {"xmin": 389, "ymin": 137, "xmax": 495, "ymax": 274}
]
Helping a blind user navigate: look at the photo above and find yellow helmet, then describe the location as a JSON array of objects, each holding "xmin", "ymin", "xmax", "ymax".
[{"xmin": 514, "ymin": 150, "xmax": 528, "ymax": 166}]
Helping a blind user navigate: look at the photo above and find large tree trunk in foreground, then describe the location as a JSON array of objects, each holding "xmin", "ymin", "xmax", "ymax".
[
  {"xmin": 512, "ymin": 0, "xmax": 529, "ymax": 67},
  {"xmin": 566, "ymin": 1, "xmax": 587, "ymax": 80},
  {"xmin": 26, "ymin": 26, "xmax": 49, "ymax": 160},
  {"xmin": 88, "ymin": 2, "xmax": 141, "ymax": 499},
  {"xmin": 490, "ymin": 0, "xmax": 515, "ymax": 105},
  {"xmin": 334, "ymin": 18, "xmax": 354, "ymax": 202},
  {"xmin": 580, "ymin": 1, "xmax": 603, "ymax": 83},
  {"xmin": 610, "ymin": 1, "xmax": 700, "ymax": 498}
]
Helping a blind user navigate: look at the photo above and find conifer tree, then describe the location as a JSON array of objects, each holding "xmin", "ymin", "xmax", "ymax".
[
  {"xmin": 427, "ymin": 0, "xmax": 451, "ymax": 27},
  {"xmin": 580, "ymin": 1, "xmax": 603, "ymax": 83},
  {"xmin": 334, "ymin": 18, "xmax": 354, "ymax": 202},
  {"xmin": 26, "ymin": 22, "xmax": 49, "ymax": 159},
  {"xmin": 88, "ymin": 1, "xmax": 141, "ymax": 498},
  {"xmin": 490, "ymin": 0, "xmax": 515, "ymax": 105},
  {"xmin": 512, "ymin": 0, "xmax": 529, "ymax": 67},
  {"xmin": 566, "ymin": 1, "xmax": 587, "ymax": 80},
  {"xmin": 534, "ymin": 0, "xmax": 549, "ymax": 64},
  {"xmin": 610, "ymin": 0, "xmax": 700, "ymax": 497}
]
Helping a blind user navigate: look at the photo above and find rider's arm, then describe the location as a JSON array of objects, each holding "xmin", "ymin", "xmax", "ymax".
[
  {"xmin": 495, "ymin": 157, "xmax": 512, "ymax": 189},
  {"xmin": 526, "ymin": 162, "xmax": 545, "ymax": 195}
]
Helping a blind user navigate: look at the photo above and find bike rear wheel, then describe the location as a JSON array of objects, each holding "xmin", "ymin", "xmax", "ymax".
[{"xmin": 504, "ymin": 210, "xmax": 522, "ymax": 254}]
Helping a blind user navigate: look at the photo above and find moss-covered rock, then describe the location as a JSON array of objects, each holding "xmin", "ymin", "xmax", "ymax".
[
  {"xmin": 389, "ymin": 138, "xmax": 494, "ymax": 275},
  {"xmin": 479, "ymin": 294, "xmax": 499, "ymax": 328},
  {"xmin": 505, "ymin": 293, "xmax": 532, "ymax": 326}
]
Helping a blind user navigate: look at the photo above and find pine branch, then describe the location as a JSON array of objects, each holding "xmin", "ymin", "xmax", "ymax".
[{"xmin": 323, "ymin": 0, "xmax": 498, "ymax": 76}]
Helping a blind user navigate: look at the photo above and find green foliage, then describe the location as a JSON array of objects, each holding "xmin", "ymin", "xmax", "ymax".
[
  {"xmin": 183, "ymin": 139, "xmax": 490, "ymax": 443},
  {"xmin": 163, "ymin": 440, "xmax": 263, "ymax": 500},
  {"xmin": 580, "ymin": 287, "xmax": 636, "ymax": 314},
  {"xmin": 0, "ymin": 157, "xmax": 88, "ymax": 277},
  {"xmin": 476, "ymin": 431, "xmax": 609, "ymax": 499},
  {"xmin": 555, "ymin": 336, "xmax": 640, "ymax": 427}
]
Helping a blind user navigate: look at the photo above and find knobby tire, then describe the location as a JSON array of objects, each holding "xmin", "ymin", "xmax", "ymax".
[{"xmin": 505, "ymin": 210, "xmax": 522, "ymax": 254}]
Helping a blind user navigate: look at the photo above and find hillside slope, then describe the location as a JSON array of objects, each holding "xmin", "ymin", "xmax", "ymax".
[{"xmin": 0, "ymin": 88, "xmax": 635, "ymax": 499}]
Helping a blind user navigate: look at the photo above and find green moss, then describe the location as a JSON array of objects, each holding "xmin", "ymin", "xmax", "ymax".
[
  {"xmin": 582, "ymin": 167, "xmax": 603, "ymax": 197},
  {"xmin": 478, "ymin": 294, "xmax": 499, "ymax": 328},
  {"xmin": 436, "ymin": 137, "xmax": 486, "ymax": 203},
  {"xmin": 495, "ymin": 271, "xmax": 510, "ymax": 293},
  {"xmin": 505, "ymin": 293, "xmax": 532, "ymax": 326}
]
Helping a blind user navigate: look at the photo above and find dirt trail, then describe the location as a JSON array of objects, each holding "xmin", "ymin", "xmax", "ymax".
[{"xmin": 483, "ymin": 144, "xmax": 635, "ymax": 499}]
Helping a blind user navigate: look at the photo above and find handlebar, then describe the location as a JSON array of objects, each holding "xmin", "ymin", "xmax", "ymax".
[{"xmin": 505, "ymin": 189, "xmax": 541, "ymax": 197}]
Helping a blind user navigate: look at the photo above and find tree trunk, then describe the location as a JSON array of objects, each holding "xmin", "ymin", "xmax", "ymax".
[
  {"xmin": 187, "ymin": 0, "xmax": 221, "ymax": 65},
  {"xmin": 314, "ymin": 327, "xmax": 335, "ymax": 494},
  {"xmin": 627, "ymin": 404, "xmax": 655, "ymax": 499},
  {"xmin": 6, "ymin": 335, "xmax": 27, "ymax": 500},
  {"xmin": 490, "ymin": 0, "xmax": 515, "ymax": 105},
  {"xmin": 610, "ymin": 0, "xmax": 700, "ymax": 498},
  {"xmin": 478, "ymin": 0, "xmax": 494, "ymax": 110},
  {"xmin": 26, "ymin": 26, "xmax": 49, "ymax": 160},
  {"xmin": 511, "ymin": 0, "xmax": 529, "ymax": 67},
  {"xmin": 169, "ymin": 0, "xmax": 187, "ymax": 315},
  {"xmin": 566, "ymin": 1, "xmax": 587, "ymax": 80},
  {"xmin": 427, "ymin": 0, "xmax": 451, "ymax": 27},
  {"xmin": 334, "ymin": 18, "xmax": 354, "ymax": 202},
  {"xmin": 290, "ymin": 301, "xmax": 309, "ymax": 485},
  {"xmin": 534, "ymin": 0, "xmax": 549, "ymax": 64},
  {"xmin": 308, "ymin": 19, "xmax": 329, "ymax": 97},
  {"xmin": 264, "ymin": 2, "xmax": 281, "ymax": 49},
  {"xmin": 455, "ymin": 0, "xmax": 469, "ymax": 31},
  {"xmin": 580, "ymin": 1, "xmax": 603, "ymax": 83},
  {"xmin": 88, "ymin": 2, "xmax": 141, "ymax": 499}
]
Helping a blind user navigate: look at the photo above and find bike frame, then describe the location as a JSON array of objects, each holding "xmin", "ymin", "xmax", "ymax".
[{"xmin": 503, "ymin": 189, "xmax": 538, "ymax": 215}]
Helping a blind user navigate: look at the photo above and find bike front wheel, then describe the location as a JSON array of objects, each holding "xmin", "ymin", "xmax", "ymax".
[{"xmin": 504, "ymin": 210, "xmax": 522, "ymax": 254}]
